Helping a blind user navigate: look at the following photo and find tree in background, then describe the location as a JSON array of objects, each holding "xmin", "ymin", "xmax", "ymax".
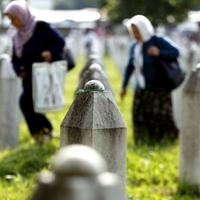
[
  {"xmin": 53, "ymin": 0, "xmax": 98, "ymax": 9},
  {"xmin": 105, "ymin": 0, "xmax": 200, "ymax": 25},
  {"xmin": 97, "ymin": 0, "xmax": 107, "ymax": 8}
]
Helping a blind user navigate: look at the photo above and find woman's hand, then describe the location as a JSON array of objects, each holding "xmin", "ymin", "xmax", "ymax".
[
  {"xmin": 41, "ymin": 51, "xmax": 52, "ymax": 62},
  {"xmin": 19, "ymin": 71, "xmax": 27, "ymax": 80},
  {"xmin": 120, "ymin": 89, "xmax": 127, "ymax": 101},
  {"xmin": 147, "ymin": 46, "xmax": 160, "ymax": 56}
]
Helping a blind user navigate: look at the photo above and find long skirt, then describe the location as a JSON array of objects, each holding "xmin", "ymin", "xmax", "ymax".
[
  {"xmin": 20, "ymin": 79, "xmax": 53, "ymax": 136},
  {"xmin": 132, "ymin": 88, "xmax": 178, "ymax": 144}
]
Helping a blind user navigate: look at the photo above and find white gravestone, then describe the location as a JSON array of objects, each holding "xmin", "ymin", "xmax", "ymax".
[
  {"xmin": 0, "ymin": 54, "xmax": 21, "ymax": 150},
  {"xmin": 180, "ymin": 64, "xmax": 200, "ymax": 189}
]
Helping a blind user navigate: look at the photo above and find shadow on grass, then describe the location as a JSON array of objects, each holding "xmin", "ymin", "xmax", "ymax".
[
  {"xmin": 171, "ymin": 183, "xmax": 200, "ymax": 200},
  {"xmin": 129, "ymin": 136, "xmax": 179, "ymax": 155},
  {"xmin": 0, "ymin": 142, "xmax": 57, "ymax": 178}
]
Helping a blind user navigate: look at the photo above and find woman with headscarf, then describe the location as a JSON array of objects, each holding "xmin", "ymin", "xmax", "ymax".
[
  {"xmin": 120, "ymin": 15, "xmax": 179, "ymax": 144},
  {"xmin": 4, "ymin": 0, "xmax": 65, "ymax": 144}
]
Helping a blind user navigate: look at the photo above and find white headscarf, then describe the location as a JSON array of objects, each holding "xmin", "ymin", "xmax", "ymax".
[
  {"xmin": 126, "ymin": 15, "xmax": 155, "ymax": 89},
  {"xmin": 126, "ymin": 15, "xmax": 154, "ymax": 42}
]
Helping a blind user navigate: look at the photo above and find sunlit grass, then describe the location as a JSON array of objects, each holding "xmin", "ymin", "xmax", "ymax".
[
  {"xmin": 0, "ymin": 55, "xmax": 198, "ymax": 200},
  {"xmin": 0, "ymin": 56, "xmax": 84, "ymax": 200}
]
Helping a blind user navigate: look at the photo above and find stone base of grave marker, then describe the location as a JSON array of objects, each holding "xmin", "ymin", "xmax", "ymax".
[
  {"xmin": 180, "ymin": 66, "xmax": 200, "ymax": 187},
  {"xmin": 0, "ymin": 78, "xmax": 21, "ymax": 150},
  {"xmin": 61, "ymin": 80, "xmax": 127, "ymax": 196}
]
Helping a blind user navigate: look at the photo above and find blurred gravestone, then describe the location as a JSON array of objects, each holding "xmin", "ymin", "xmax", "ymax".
[
  {"xmin": 107, "ymin": 34, "xmax": 140, "ymax": 90},
  {"xmin": 60, "ymin": 80, "xmax": 127, "ymax": 195},
  {"xmin": 79, "ymin": 53, "xmax": 103, "ymax": 79},
  {"xmin": 82, "ymin": 29, "xmax": 105, "ymax": 62},
  {"xmin": 0, "ymin": 54, "xmax": 21, "ymax": 150},
  {"xmin": 107, "ymin": 35, "xmax": 130, "ymax": 73},
  {"xmin": 76, "ymin": 63, "xmax": 115, "ymax": 101},
  {"xmin": 64, "ymin": 29, "xmax": 81, "ymax": 61},
  {"xmin": 30, "ymin": 144, "xmax": 124, "ymax": 200},
  {"xmin": 180, "ymin": 64, "xmax": 200, "ymax": 190}
]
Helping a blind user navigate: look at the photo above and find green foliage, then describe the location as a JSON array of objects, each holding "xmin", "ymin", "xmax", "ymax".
[
  {"xmin": 0, "ymin": 144, "xmax": 56, "ymax": 177},
  {"xmin": 127, "ymin": 143, "xmax": 179, "ymax": 199},
  {"xmin": 0, "ymin": 56, "xmax": 200, "ymax": 199},
  {"xmin": 105, "ymin": 0, "xmax": 200, "ymax": 25},
  {"xmin": 97, "ymin": 0, "xmax": 107, "ymax": 8},
  {"xmin": 0, "ymin": 56, "xmax": 83, "ymax": 200},
  {"xmin": 53, "ymin": 0, "xmax": 98, "ymax": 9}
]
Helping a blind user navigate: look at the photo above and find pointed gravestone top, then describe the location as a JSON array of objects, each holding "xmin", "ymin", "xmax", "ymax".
[
  {"xmin": 84, "ymin": 80, "xmax": 105, "ymax": 91},
  {"xmin": 76, "ymin": 65, "xmax": 114, "ymax": 100},
  {"xmin": 61, "ymin": 81, "xmax": 126, "ymax": 129}
]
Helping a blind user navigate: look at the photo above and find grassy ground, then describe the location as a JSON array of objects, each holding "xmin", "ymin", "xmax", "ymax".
[{"xmin": 0, "ymin": 56, "xmax": 199, "ymax": 200}]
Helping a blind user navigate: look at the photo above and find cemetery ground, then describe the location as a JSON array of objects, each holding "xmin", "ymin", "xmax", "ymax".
[{"xmin": 0, "ymin": 56, "xmax": 198, "ymax": 200}]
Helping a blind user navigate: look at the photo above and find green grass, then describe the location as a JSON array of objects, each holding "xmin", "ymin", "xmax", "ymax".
[{"xmin": 0, "ymin": 56, "xmax": 199, "ymax": 200}]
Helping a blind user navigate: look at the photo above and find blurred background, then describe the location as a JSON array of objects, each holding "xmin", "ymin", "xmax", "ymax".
[
  {"xmin": 0, "ymin": 0, "xmax": 200, "ymax": 73},
  {"xmin": 1, "ymin": 1, "xmax": 200, "ymax": 199}
]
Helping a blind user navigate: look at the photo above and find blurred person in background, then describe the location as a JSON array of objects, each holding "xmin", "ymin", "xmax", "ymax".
[
  {"xmin": 4, "ymin": 0, "xmax": 65, "ymax": 144},
  {"xmin": 190, "ymin": 21, "xmax": 200, "ymax": 44},
  {"xmin": 83, "ymin": 28, "xmax": 102, "ymax": 61},
  {"xmin": 120, "ymin": 15, "xmax": 180, "ymax": 145},
  {"xmin": 187, "ymin": 22, "xmax": 200, "ymax": 69}
]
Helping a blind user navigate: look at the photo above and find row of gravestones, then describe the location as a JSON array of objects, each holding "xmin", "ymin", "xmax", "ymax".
[
  {"xmin": 1, "ymin": 46, "xmax": 200, "ymax": 197},
  {"xmin": 31, "ymin": 54, "xmax": 127, "ymax": 200},
  {"xmin": 29, "ymin": 52, "xmax": 200, "ymax": 197}
]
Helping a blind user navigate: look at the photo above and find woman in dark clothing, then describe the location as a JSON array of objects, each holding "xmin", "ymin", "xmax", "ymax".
[
  {"xmin": 120, "ymin": 15, "xmax": 179, "ymax": 144},
  {"xmin": 4, "ymin": 0, "xmax": 65, "ymax": 143}
]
